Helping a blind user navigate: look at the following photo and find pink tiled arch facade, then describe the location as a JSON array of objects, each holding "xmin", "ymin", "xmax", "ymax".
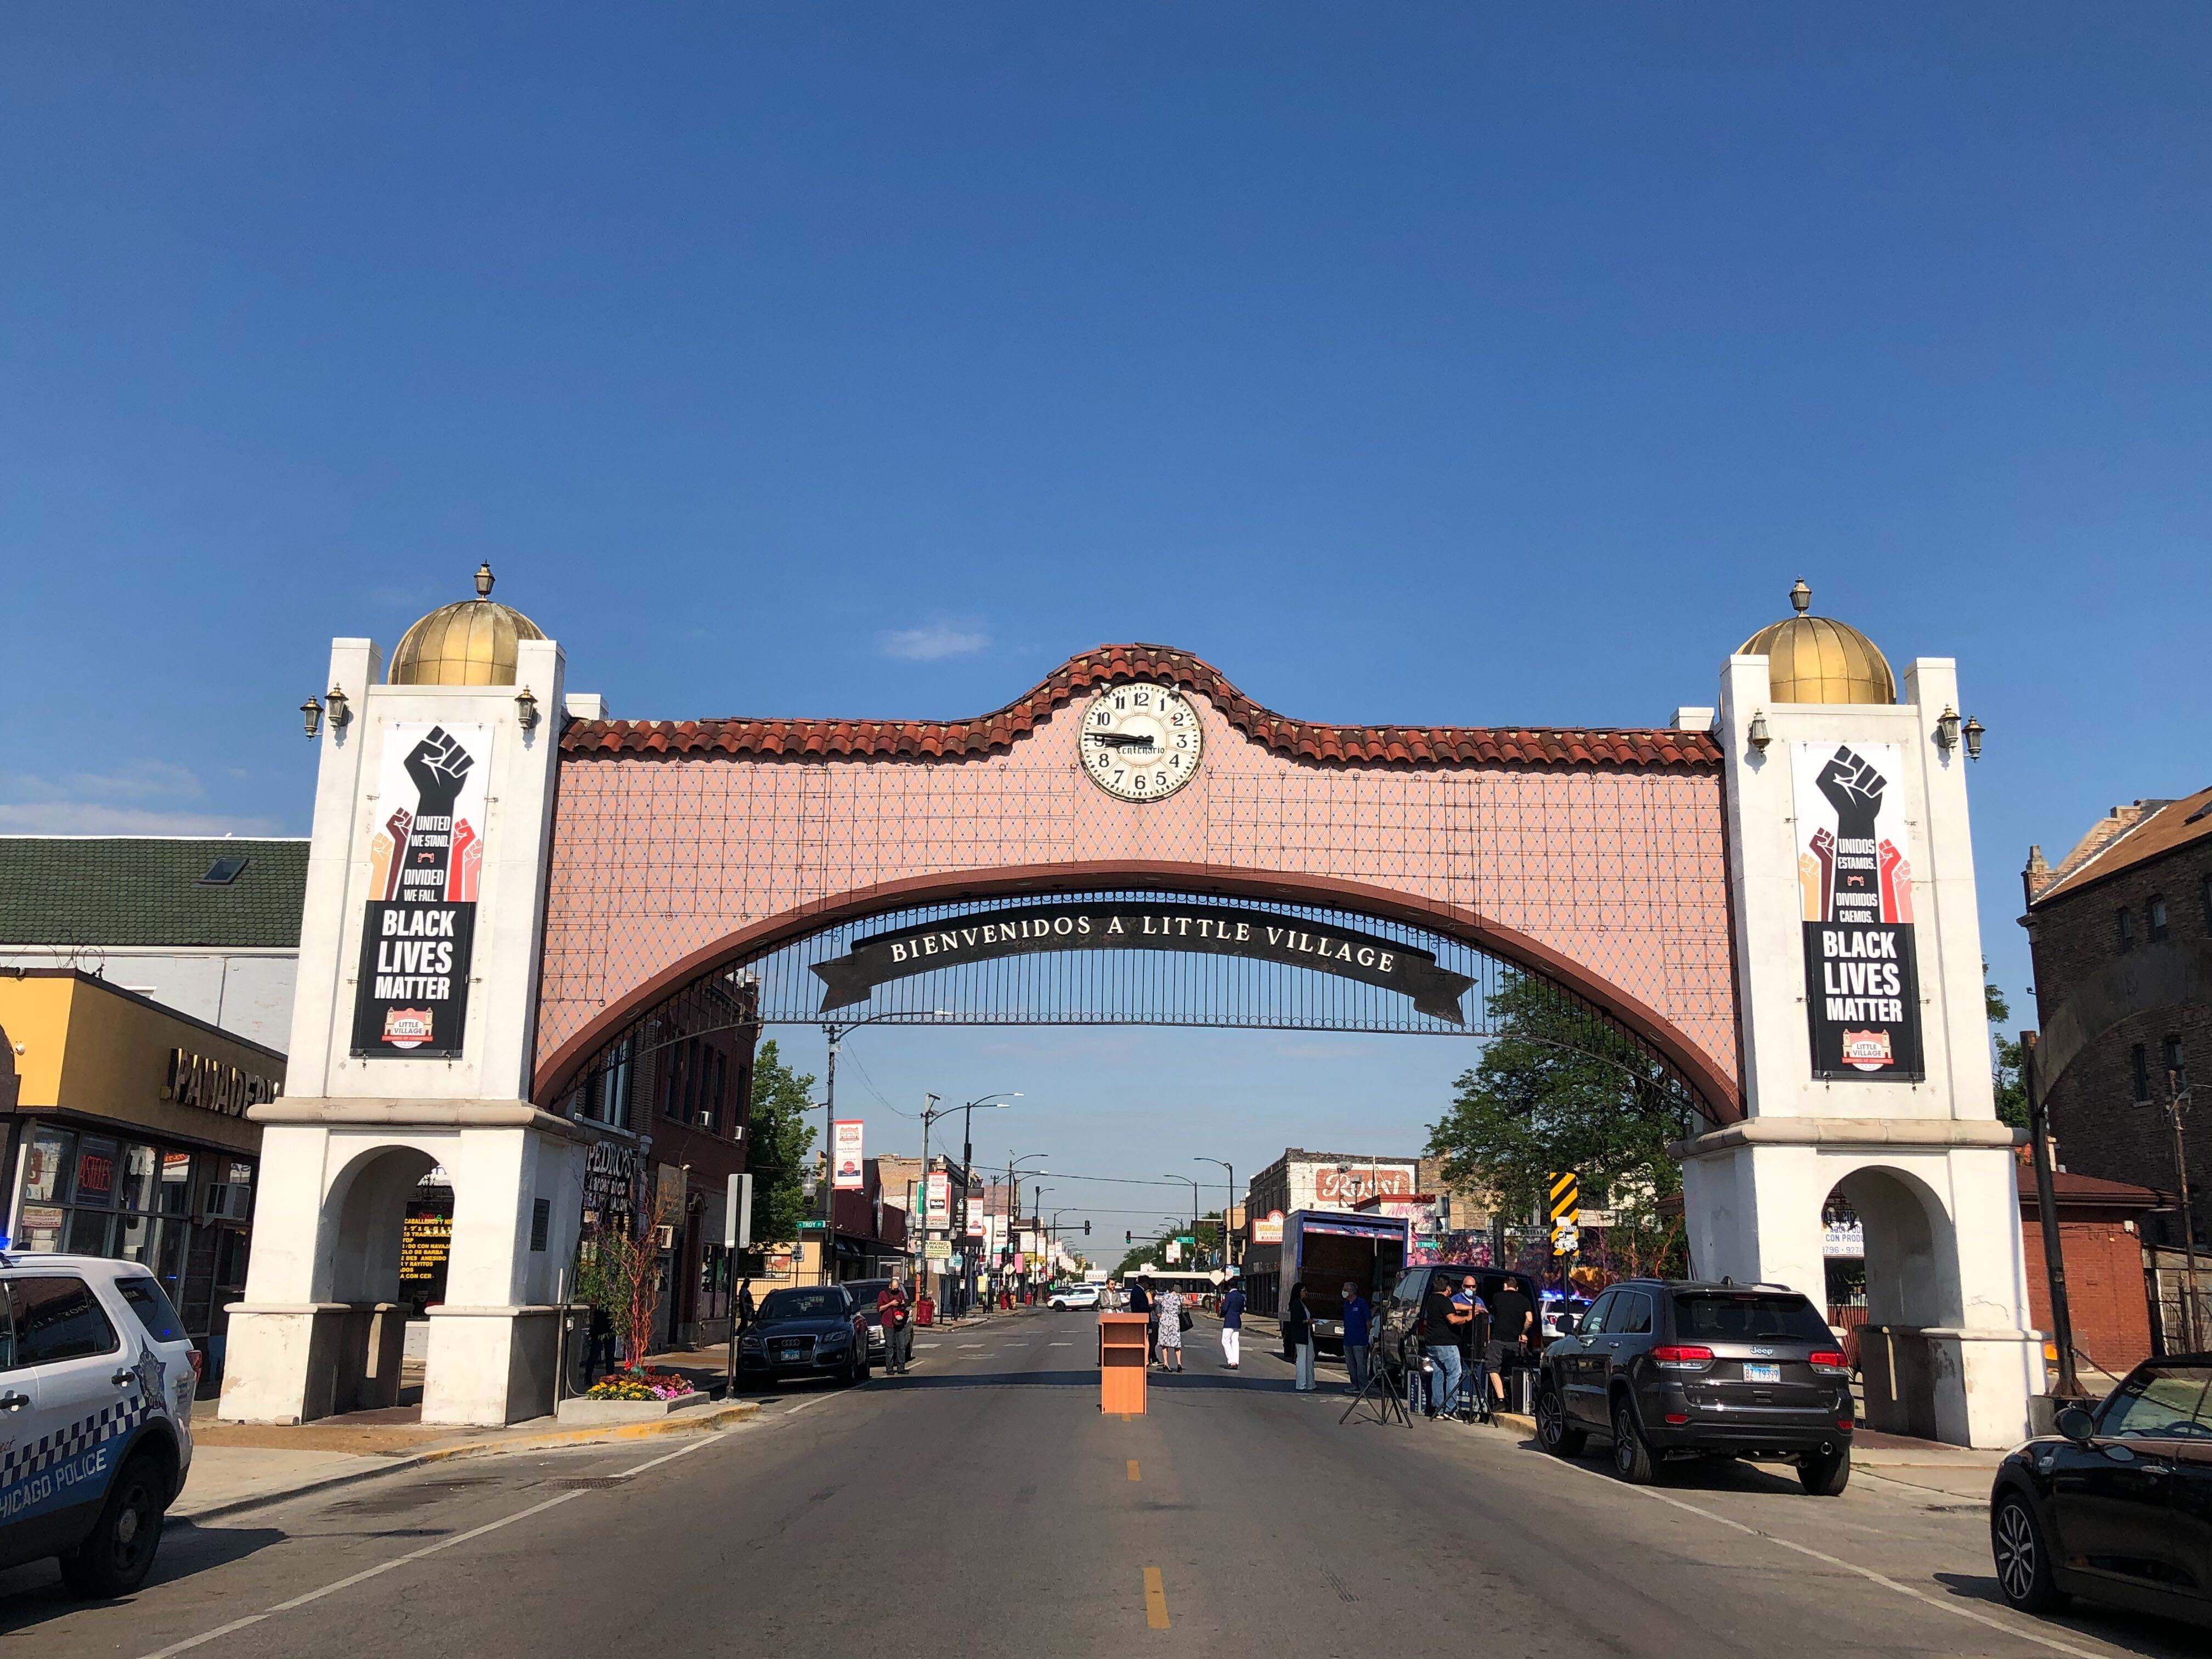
[{"xmin": 533, "ymin": 648, "xmax": 1740, "ymax": 1116}]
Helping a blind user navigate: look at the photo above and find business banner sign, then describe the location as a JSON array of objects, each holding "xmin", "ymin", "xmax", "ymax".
[
  {"xmin": 832, "ymin": 1120, "xmax": 865, "ymax": 1189},
  {"xmin": 352, "ymin": 723, "xmax": 492, "ymax": 1059},
  {"xmin": 1792, "ymin": 742, "xmax": 1925, "ymax": 1081},
  {"xmin": 924, "ymin": 1171, "xmax": 951, "ymax": 1230},
  {"xmin": 811, "ymin": 900, "xmax": 1475, "ymax": 1023}
]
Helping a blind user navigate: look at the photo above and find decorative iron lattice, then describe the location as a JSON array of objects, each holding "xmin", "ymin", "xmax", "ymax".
[
  {"xmin": 555, "ymin": 887, "xmax": 1714, "ymax": 1131},
  {"xmin": 535, "ymin": 756, "xmax": 1737, "ymax": 1098}
]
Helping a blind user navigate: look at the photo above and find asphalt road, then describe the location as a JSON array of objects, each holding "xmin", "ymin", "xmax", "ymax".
[{"xmin": 3, "ymin": 1311, "xmax": 2203, "ymax": 1658}]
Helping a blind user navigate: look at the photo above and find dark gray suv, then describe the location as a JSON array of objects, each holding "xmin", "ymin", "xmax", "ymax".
[{"xmin": 1536, "ymin": 1279, "xmax": 1853, "ymax": 1494}]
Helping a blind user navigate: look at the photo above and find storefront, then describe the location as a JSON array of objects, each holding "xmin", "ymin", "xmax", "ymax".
[{"xmin": 1, "ymin": 969, "xmax": 278, "ymax": 1390}]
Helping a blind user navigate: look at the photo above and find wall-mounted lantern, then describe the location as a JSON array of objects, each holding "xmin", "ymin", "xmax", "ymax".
[
  {"xmin": 324, "ymin": 685, "xmax": 352, "ymax": 731},
  {"xmin": 1933, "ymin": 704, "xmax": 1961, "ymax": 753},
  {"xmin": 515, "ymin": 686, "xmax": 541, "ymax": 730},
  {"xmin": 1962, "ymin": 715, "xmax": 1985, "ymax": 761},
  {"xmin": 301, "ymin": 695, "xmax": 323, "ymax": 740},
  {"xmin": 1747, "ymin": 709, "xmax": 1771, "ymax": 753}
]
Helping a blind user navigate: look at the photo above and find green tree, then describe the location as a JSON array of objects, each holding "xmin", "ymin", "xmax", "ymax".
[
  {"xmin": 745, "ymin": 1039, "xmax": 819, "ymax": 1243},
  {"xmin": 1426, "ymin": 978, "xmax": 1686, "ymax": 1257},
  {"xmin": 1987, "ymin": 974, "xmax": 2029, "ymax": 1130}
]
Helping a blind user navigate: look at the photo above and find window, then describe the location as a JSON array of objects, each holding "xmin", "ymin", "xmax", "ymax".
[
  {"xmin": 2117, "ymin": 907, "xmax": 2135, "ymax": 951},
  {"xmin": 2149, "ymin": 895, "xmax": 2170, "ymax": 942},
  {"xmin": 2203, "ymin": 874, "xmax": 2212, "ymax": 932},
  {"xmin": 116, "ymin": 1274, "xmax": 186, "ymax": 1344},
  {"xmin": 1608, "ymin": 1290, "xmax": 1654, "ymax": 1335},
  {"xmin": 198, "ymin": 855, "xmax": 250, "ymax": 885},
  {"xmin": 0, "ymin": 1284, "xmax": 14, "ymax": 1372},
  {"xmin": 529, "ymin": 1198, "xmax": 550, "ymax": 1253},
  {"xmin": 1582, "ymin": 1291, "xmax": 1617, "ymax": 1333},
  {"xmin": 2097, "ymin": 1366, "xmax": 2212, "ymax": 1438},
  {"xmin": 9, "ymin": 1276, "xmax": 120, "ymax": 1364},
  {"xmin": 2166, "ymin": 1035, "xmax": 2188, "ymax": 1092},
  {"xmin": 1671, "ymin": 1293, "xmax": 1832, "ymax": 1343},
  {"xmin": 580, "ymin": 1037, "xmax": 635, "ymax": 1130},
  {"xmin": 2134, "ymin": 1043, "xmax": 2153, "ymax": 1104}
]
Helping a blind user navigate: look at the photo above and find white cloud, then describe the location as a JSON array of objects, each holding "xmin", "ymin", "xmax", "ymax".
[
  {"xmin": 0, "ymin": 802, "xmax": 282, "ymax": 836},
  {"xmin": 878, "ymin": 620, "xmax": 990, "ymax": 662},
  {"xmin": 0, "ymin": 761, "xmax": 277, "ymax": 836}
]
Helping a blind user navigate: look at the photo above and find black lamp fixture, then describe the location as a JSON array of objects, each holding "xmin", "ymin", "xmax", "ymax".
[
  {"xmin": 515, "ymin": 685, "xmax": 540, "ymax": 730},
  {"xmin": 1747, "ymin": 710, "xmax": 1771, "ymax": 753},
  {"xmin": 324, "ymin": 685, "xmax": 352, "ymax": 731},
  {"xmin": 301, "ymin": 695, "xmax": 323, "ymax": 740},
  {"xmin": 1962, "ymin": 715, "xmax": 1985, "ymax": 761},
  {"xmin": 1933, "ymin": 704, "xmax": 1961, "ymax": 753}
]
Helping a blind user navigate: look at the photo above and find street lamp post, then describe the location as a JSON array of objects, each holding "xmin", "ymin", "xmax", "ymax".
[
  {"xmin": 953, "ymin": 1093, "xmax": 1021, "ymax": 1317},
  {"xmin": 1195, "ymin": 1156, "xmax": 1235, "ymax": 1272},
  {"xmin": 1164, "ymin": 1173, "xmax": 1203, "ymax": 1266},
  {"xmin": 817, "ymin": 1011, "xmax": 950, "ymax": 1285}
]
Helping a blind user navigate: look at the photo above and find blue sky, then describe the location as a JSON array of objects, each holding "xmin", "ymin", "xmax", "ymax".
[{"xmin": 5, "ymin": 9, "xmax": 2207, "ymax": 1243}]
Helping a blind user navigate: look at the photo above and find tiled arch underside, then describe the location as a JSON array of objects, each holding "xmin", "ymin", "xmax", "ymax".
[{"xmin": 535, "ymin": 745, "xmax": 1738, "ymax": 1097}]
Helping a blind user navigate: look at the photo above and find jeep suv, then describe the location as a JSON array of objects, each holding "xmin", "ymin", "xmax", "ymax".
[
  {"xmin": 1, "ymin": 1253, "xmax": 201, "ymax": 1595},
  {"xmin": 1535, "ymin": 1278, "xmax": 1853, "ymax": 1494}
]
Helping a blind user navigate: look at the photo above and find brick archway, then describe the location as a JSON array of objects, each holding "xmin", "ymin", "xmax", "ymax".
[{"xmin": 532, "ymin": 859, "xmax": 1743, "ymax": 1122}]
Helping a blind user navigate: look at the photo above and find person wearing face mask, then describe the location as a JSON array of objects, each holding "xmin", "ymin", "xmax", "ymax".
[{"xmin": 1340, "ymin": 1280, "xmax": 1373, "ymax": 1395}]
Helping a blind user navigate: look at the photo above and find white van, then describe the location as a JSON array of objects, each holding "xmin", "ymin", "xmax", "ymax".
[{"xmin": 0, "ymin": 1253, "xmax": 199, "ymax": 1596}]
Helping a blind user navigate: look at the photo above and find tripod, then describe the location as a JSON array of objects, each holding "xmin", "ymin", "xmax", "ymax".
[{"xmin": 1341, "ymin": 1347, "xmax": 1415, "ymax": 1427}]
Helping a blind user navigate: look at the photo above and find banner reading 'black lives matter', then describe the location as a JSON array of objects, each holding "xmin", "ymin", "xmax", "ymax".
[
  {"xmin": 1791, "ymin": 742, "xmax": 1925, "ymax": 1081},
  {"xmin": 351, "ymin": 723, "xmax": 491, "ymax": 1059}
]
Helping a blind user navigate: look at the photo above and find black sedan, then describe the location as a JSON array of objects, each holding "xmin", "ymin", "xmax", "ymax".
[
  {"xmin": 1990, "ymin": 1356, "xmax": 2212, "ymax": 1629},
  {"xmin": 735, "ymin": 1285, "xmax": 870, "ymax": 1389}
]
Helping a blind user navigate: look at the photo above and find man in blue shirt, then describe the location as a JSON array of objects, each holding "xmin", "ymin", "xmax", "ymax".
[
  {"xmin": 1340, "ymin": 1280, "xmax": 1374, "ymax": 1394},
  {"xmin": 1218, "ymin": 1279, "xmax": 1245, "ymax": 1369}
]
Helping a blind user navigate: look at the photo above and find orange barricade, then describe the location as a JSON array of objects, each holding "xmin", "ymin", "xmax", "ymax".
[{"xmin": 1098, "ymin": 1312, "xmax": 1149, "ymax": 1414}]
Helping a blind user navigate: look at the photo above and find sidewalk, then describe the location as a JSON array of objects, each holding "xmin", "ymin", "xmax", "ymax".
[{"xmin": 180, "ymin": 1398, "xmax": 757, "ymax": 1524}]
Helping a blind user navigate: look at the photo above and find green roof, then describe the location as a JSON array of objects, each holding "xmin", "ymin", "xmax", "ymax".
[{"xmin": 0, "ymin": 837, "xmax": 309, "ymax": 949}]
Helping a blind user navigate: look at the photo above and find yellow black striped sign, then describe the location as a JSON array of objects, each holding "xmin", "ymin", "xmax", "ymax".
[{"xmin": 1547, "ymin": 1171, "xmax": 1580, "ymax": 1224}]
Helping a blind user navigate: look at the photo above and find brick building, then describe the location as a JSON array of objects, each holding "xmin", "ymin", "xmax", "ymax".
[
  {"xmin": 2023, "ymin": 786, "xmax": 2212, "ymax": 1250},
  {"xmin": 2014, "ymin": 1155, "xmax": 2162, "ymax": 1383}
]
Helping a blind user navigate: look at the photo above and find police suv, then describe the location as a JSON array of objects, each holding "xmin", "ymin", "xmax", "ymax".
[{"xmin": 1, "ymin": 1252, "xmax": 199, "ymax": 1595}]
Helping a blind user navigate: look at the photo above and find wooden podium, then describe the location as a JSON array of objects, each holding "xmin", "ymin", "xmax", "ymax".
[{"xmin": 1098, "ymin": 1312, "xmax": 1150, "ymax": 1414}]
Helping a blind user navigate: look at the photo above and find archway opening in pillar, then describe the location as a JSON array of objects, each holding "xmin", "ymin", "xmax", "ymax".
[
  {"xmin": 1824, "ymin": 1167, "xmax": 1963, "ymax": 1441},
  {"xmin": 322, "ymin": 1144, "xmax": 442, "ymax": 1417}
]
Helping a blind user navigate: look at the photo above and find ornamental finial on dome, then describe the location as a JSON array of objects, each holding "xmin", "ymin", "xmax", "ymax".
[
  {"xmin": 475, "ymin": 561, "xmax": 495, "ymax": 600},
  {"xmin": 1789, "ymin": 577, "xmax": 1810, "ymax": 616}
]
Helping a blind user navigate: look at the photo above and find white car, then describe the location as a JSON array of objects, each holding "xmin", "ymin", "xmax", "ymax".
[
  {"xmin": 1048, "ymin": 1285, "xmax": 1103, "ymax": 1311},
  {"xmin": 0, "ymin": 1252, "xmax": 199, "ymax": 1596}
]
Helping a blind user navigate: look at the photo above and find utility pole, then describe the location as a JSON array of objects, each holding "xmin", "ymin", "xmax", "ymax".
[
  {"xmin": 2021, "ymin": 1032, "xmax": 2081, "ymax": 1398},
  {"xmin": 2167, "ymin": 1063, "xmax": 2201, "ymax": 1352},
  {"xmin": 820, "ymin": 1010, "xmax": 953, "ymax": 1286},
  {"xmin": 918, "ymin": 1092, "xmax": 940, "ymax": 1313},
  {"xmin": 951, "ymin": 1092, "xmax": 1021, "ymax": 1318}
]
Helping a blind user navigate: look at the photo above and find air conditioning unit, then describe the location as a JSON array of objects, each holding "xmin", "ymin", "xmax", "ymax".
[{"xmin": 656, "ymin": 1225, "xmax": 677, "ymax": 1250}]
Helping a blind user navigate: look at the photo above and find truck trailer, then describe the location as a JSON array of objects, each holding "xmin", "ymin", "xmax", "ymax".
[{"xmin": 1274, "ymin": 1208, "xmax": 1410, "ymax": 1355}]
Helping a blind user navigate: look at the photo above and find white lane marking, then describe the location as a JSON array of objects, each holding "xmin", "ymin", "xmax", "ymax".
[
  {"xmin": 959, "ymin": 1342, "xmax": 985, "ymax": 1348},
  {"xmin": 1049, "ymin": 1341, "xmax": 1073, "ymax": 1347},
  {"xmin": 1556, "ymin": 1460, "xmax": 2114, "ymax": 1659},
  {"xmin": 139, "ymin": 1490, "xmax": 585, "ymax": 1656},
  {"xmin": 140, "ymin": 1388, "xmax": 854, "ymax": 1658}
]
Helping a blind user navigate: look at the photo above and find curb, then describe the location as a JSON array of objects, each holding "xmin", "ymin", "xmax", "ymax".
[{"xmin": 178, "ymin": 1401, "xmax": 759, "ymax": 1525}]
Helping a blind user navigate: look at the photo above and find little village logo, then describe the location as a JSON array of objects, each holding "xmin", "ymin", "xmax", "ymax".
[{"xmin": 811, "ymin": 900, "xmax": 1475, "ymax": 1023}]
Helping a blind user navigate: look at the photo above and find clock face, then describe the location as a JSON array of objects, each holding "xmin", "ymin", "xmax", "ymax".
[{"xmin": 1080, "ymin": 682, "xmax": 1204, "ymax": 800}]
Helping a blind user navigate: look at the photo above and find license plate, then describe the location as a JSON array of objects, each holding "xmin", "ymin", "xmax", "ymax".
[{"xmin": 1741, "ymin": 1363, "xmax": 1780, "ymax": 1383}]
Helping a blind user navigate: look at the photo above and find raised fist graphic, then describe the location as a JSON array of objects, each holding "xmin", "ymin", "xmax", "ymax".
[
  {"xmin": 1815, "ymin": 745, "xmax": 1886, "ymax": 846},
  {"xmin": 403, "ymin": 726, "xmax": 473, "ymax": 822}
]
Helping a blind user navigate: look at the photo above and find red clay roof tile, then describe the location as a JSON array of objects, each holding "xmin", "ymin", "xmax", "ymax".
[{"xmin": 560, "ymin": 643, "xmax": 1721, "ymax": 772}]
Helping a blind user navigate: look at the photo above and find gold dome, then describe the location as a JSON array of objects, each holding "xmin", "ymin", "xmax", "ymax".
[
  {"xmin": 388, "ymin": 563, "xmax": 546, "ymax": 686},
  {"xmin": 1737, "ymin": 578, "xmax": 1895, "ymax": 704}
]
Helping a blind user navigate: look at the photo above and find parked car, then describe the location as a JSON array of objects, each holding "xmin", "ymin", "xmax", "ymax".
[
  {"xmin": 1989, "ymin": 1356, "xmax": 2212, "ymax": 1629},
  {"xmin": 1535, "ymin": 1278, "xmax": 1853, "ymax": 1493},
  {"xmin": 1375, "ymin": 1265, "xmax": 1545, "ymax": 1389},
  {"xmin": 1539, "ymin": 1290, "xmax": 1595, "ymax": 1342},
  {"xmin": 735, "ymin": 1285, "xmax": 870, "ymax": 1388},
  {"xmin": 842, "ymin": 1278, "xmax": 894, "ymax": 1361},
  {"xmin": 1, "ymin": 1253, "xmax": 201, "ymax": 1596},
  {"xmin": 1048, "ymin": 1285, "xmax": 1102, "ymax": 1311}
]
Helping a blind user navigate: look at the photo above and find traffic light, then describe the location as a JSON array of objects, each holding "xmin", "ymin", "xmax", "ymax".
[
  {"xmin": 1084, "ymin": 1220, "xmax": 1091, "ymax": 1235},
  {"xmin": 1125, "ymin": 1230, "xmax": 1132, "ymax": 1244}
]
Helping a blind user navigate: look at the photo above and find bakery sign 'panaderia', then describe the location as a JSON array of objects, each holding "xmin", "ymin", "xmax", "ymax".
[{"xmin": 1792, "ymin": 741, "xmax": 1926, "ymax": 1081}]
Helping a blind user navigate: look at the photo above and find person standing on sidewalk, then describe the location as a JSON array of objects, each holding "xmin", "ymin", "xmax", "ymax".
[
  {"xmin": 1452, "ymin": 1274, "xmax": 1489, "ymax": 1421},
  {"xmin": 1340, "ymin": 1280, "xmax": 1373, "ymax": 1395},
  {"xmin": 1421, "ymin": 1274, "xmax": 1465, "ymax": 1420},
  {"xmin": 1486, "ymin": 1277, "xmax": 1533, "ymax": 1415},
  {"xmin": 1286, "ymin": 1283, "xmax": 1317, "ymax": 1391},
  {"xmin": 877, "ymin": 1277, "xmax": 913, "ymax": 1375},
  {"xmin": 1218, "ymin": 1279, "xmax": 1245, "ymax": 1369}
]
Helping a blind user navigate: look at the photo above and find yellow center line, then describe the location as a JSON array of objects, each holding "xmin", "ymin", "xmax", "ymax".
[
  {"xmin": 1127, "ymin": 1459, "xmax": 1141, "ymax": 1481},
  {"xmin": 1142, "ymin": 1566, "xmax": 1170, "ymax": 1629}
]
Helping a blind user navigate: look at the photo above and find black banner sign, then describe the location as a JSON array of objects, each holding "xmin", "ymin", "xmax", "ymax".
[
  {"xmin": 351, "ymin": 723, "xmax": 487, "ymax": 1059},
  {"xmin": 811, "ymin": 901, "xmax": 1475, "ymax": 1023},
  {"xmin": 1802, "ymin": 921, "xmax": 1925, "ymax": 1079},
  {"xmin": 1794, "ymin": 741, "xmax": 1926, "ymax": 1082}
]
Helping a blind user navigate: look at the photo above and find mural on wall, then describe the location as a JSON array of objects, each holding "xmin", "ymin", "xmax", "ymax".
[
  {"xmin": 352, "ymin": 724, "xmax": 492, "ymax": 1060},
  {"xmin": 1792, "ymin": 742, "xmax": 1925, "ymax": 1081}
]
